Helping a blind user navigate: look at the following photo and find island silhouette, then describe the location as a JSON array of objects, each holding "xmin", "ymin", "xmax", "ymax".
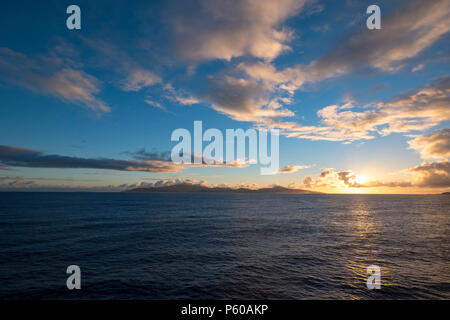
[{"xmin": 126, "ymin": 184, "xmax": 322, "ymax": 194}]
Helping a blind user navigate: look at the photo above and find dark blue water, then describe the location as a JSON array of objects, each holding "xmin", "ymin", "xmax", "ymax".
[{"xmin": 0, "ymin": 192, "xmax": 448, "ymax": 299}]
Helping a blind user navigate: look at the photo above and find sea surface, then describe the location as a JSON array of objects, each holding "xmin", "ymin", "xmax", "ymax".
[{"xmin": 0, "ymin": 192, "xmax": 448, "ymax": 299}]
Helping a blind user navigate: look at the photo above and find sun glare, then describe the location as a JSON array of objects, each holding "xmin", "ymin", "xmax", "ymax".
[{"xmin": 355, "ymin": 175, "xmax": 368, "ymax": 185}]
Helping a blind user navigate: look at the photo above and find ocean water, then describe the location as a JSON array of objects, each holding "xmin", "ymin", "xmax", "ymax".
[{"xmin": 0, "ymin": 192, "xmax": 448, "ymax": 300}]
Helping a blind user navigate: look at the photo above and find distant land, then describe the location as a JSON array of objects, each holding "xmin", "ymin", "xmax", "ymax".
[
  {"xmin": 126, "ymin": 184, "xmax": 322, "ymax": 194},
  {"xmin": 442, "ymin": 192, "xmax": 450, "ymax": 195}
]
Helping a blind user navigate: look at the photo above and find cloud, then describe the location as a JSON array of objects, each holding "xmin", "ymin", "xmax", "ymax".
[
  {"xmin": 0, "ymin": 176, "xmax": 22, "ymax": 182},
  {"xmin": 311, "ymin": 24, "xmax": 329, "ymax": 33},
  {"xmin": 121, "ymin": 69, "xmax": 161, "ymax": 91},
  {"xmin": 304, "ymin": 160, "xmax": 450, "ymax": 190},
  {"xmin": 145, "ymin": 98, "xmax": 168, "ymax": 112},
  {"xmin": 302, "ymin": 176, "xmax": 313, "ymax": 188},
  {"xmin": 408, "ymin": 129, "xmax": 450, "ymax": 160},
  {"xmin": 135, "ymin": 0, "xmax": 449, "ymax": 146},
  {"xmin": 283, "ymin": 76, "xmax": 450, "ymax": 141},
  {"xmin": 365, "ymin": 181, "xmax": 413, "ymax": 188},
  {"xmin": 412, "ymin": 64, "xmax": 425, "ymax": 72},
  {"xmin": 0, "ymin": 181, "xmax": 131, "ymax": 192},
  {"xmin": 278, "ymin": 165, "xmax": 309, "ymax": 173},
  {"xmin": 408, "ymin": 160, "xmax": 450, "ymax": 188},
  {"xmin": 368, "ymin": 83, "xmax": 389, "ymax": 94},
  {"xmin": 0, "ymin": 47, "xmax": 110, "ymax": 113},
  {"xmin": 172, "ymin": 95, "xmax": 200, "ymax": 106},
  {"xmin": 163, "ymin": 83, "xmax": 200, "ymax": 106},
  {"xmin": 238, "ymin": 61, "xmax": 307, "ymax": 92},
  {"xmin": 8, "ymin": 179, "xmax": 33, "ymax": 187},
  {"xmin": 82, "ymin": 38, "xmax": 161, "ymax": 92},
  {"xmin": 130, "ymin": 178, "xmax": 210, "ymax": 189},
  {"xmin": 0, "ymin": 145, "xmax": 181, "ymax": 173},
  {"xmin": 196, "ymin": 56, "xmax": 448, "ymax": 142},
  {"xmin": 121, "ymin": 148, "xmax": 171, "ymax": 161},
  {"xmin": 183, "ymin": 153, "xmax": 251, "ymax": 169},
  {"xmin": 234, "ymin": 0, "xmax": 450, "ymax": 94},
  {"xmin": 336, "ymin": 171, "xmax": 364, "ymax": 188},
  {"xmin": 195, "ymin": 0, "xmax": 449, "ymax": 134},
  {"xmin": 310, "ymin": 0, "xmax": 450, "ymax": 76},
  {"xmin": 168, "ymin": 0, "xmax": 307, "ymax": 61},
  {"xmin": 204, "ymin": 74, "xmax": 294, "ymax": 122},
  {"xmin": 0, "ymin": 146, "xmax": 250, "ymax": 173},
  {"xmin": 303, "ymin": 169, "xmax": 364, "ymax": 188},
  {"xmin": 123, "ymin": 148, "xmax": 248, "ymax": 168}
]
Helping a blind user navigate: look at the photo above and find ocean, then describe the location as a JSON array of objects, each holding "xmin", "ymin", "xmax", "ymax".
[{"xmin": 0, "ymin": 192, "xmax": 448, "ymax": 299}]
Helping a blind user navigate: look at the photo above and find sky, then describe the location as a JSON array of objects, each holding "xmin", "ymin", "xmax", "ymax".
[{"xmin": 0, "ymin": 0, "xmax": 449, "ymax": 193}]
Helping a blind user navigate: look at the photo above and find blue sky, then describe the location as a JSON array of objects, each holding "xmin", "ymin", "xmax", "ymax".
[{"xmin": 0, "ymin": 0, "xmax": 449, "ymax": 193}]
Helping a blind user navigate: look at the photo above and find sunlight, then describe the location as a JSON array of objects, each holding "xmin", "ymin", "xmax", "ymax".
[{"xmin": 355, "ymin": 174, "xmax": 368, "ymax": 185}]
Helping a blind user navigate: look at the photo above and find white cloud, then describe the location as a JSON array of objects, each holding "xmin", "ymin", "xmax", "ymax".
[
  {"xmin": 193, "ymin": 0, "xmax": 450, "ymax": 137},
  {"xmin": 408, "ymin": 161, "xmax": 450, "ymax": 188},
  {"xmin": 408, "ymin": 129, "xmax": 450, "ymax": 160},
  {"xmin": 274, "ymin": 76, "xmax": 450, "ymax": 142},
  {"xmin": 0, "ymin": 47, "xmax": 110, "ymax": 113},
  {"xmin": 303, "ymin": 161, "xmax": 450, "ymax": 189},
  {"xmin": 412, "ymin": 64, "xmax": 425, "ymax": 72},
  {"xmin": 145, "ymin": 98, "xmax": 167, "ymax": 112},
  {"xmin": 121, "ymin": 69, "xmax": 161, "ymax": 91},
  {"xmin": 278, "ymin": 165, "xmax": 310, "ymax": 173},
  {"xmin": 169, "ymin": 0, "xmax": 307, "ymax": 61}
]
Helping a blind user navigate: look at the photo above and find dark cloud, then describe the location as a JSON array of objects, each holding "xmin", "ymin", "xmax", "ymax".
[
  {"xmin": 121, "ymin": 148, "xmax": 171, "ymax": 161},
  {"xmin": 319, "ymin": 170, "xmax": 332, "ymax": 178},
  {"xmin": 337, "ymin": 171, "xmax": 364, "ymax": 188},
  {"xmin": 0, "ymin": 175, "xmax": 22, "ymax": 182},
  {"xmin": 0, "ymin": 145, "xmax": 249, "ymax": 175},
  {"xmin": 8, "ymin": 179, "xmax": 33, "ymax": 187},
  {"xmin": 303, "ymin": 176, "xmax": 313, "ymax": 188},
  {"xmin": 122, "ymin": 148, "xmax": 247, "ymax": 168},
  {"xmin": 0, "ymin": 145, "xmax": 181, "ymax": 173}
]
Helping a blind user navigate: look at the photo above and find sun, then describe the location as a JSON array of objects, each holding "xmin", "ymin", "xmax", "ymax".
[{"xmin": 355, "ymin": 174, "xmax": 368, "ymax": 185}]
